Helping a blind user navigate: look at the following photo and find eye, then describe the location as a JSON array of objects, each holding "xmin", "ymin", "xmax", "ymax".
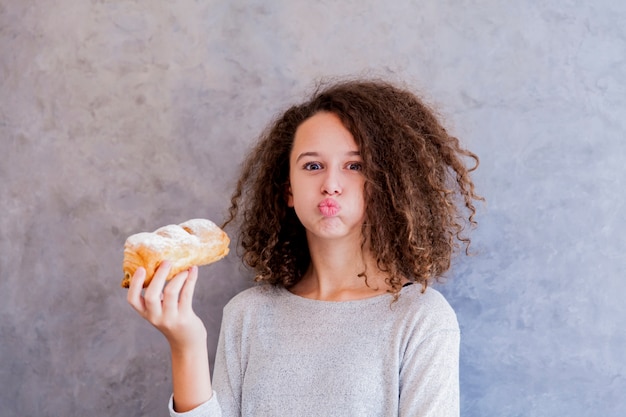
[
  {"xmin": 303, "ymin": 161, "xmax": 323, "ymax": 171},
  {"xmin": 346, "ymin": 162, "xmax": 363, "ymax": 171}
]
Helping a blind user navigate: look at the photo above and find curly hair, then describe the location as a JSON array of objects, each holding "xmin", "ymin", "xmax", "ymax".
[{"xmin": 223, "ymin": 78, "xmax": 482, "ymax": 294}]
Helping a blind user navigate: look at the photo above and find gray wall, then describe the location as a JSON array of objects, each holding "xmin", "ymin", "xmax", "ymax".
[{"xmin": 1, "ymin": 1, "xmax": 624, "ymax": 416}]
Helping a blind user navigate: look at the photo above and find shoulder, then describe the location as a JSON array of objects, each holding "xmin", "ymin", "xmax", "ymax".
[
  {"xmin": 223, "ymin": 284, "xmax": 283, "ymax": 315},
  {"xmin": 395, "ymin": 285, "xmax": 459, "ymax": 333}
]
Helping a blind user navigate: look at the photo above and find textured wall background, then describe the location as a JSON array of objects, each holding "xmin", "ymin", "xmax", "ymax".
[{"xmin": 1, "ymin": 1, "xmax": 625, "ymax": 416}]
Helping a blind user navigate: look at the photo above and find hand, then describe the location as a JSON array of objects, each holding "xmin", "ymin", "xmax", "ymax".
[
  {"xmin": 127, "ymin": 261, "xmax": 207, "ymax": 351},
  {"xmin": 127, "ymin": 262, "xmax": 214, "ymax": 409}
]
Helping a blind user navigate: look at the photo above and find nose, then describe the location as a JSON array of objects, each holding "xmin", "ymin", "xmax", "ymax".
[{"xmin": 321, "ymin": 169, "xmax": 342, "ymax": 195}]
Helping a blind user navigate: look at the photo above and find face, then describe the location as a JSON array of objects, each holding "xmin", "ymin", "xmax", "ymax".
[{"xmin": 288, "ymin": 112, "xmax": 366, "ymax": 242}]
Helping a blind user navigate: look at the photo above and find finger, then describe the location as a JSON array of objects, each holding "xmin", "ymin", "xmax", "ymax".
[
  {"xmin": 162, "ymin": 269, "xmax": 189, "ymax": 309},
  {"xmin": 143, "ymin": 260, "xmax": 171, "ymax": 311},
  {"xmin": 127, "ymin": 267, "xmax": 147, "ymax": 315},
  {"xmin": 179, "ymin": 266, "xmax": 199, "ymax": 313}
]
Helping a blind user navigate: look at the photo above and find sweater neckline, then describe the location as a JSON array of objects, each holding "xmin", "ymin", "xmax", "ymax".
[{"xmin": 278, "ymin": 283, "xmax": 415, "ymax": 306}]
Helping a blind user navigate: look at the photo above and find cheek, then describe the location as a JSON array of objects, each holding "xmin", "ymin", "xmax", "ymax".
[
  {"xmin": 286, "ymin": 171, "xmax": 311, "ymax": 208},
  {"xmin": 356, "ymin": 182, "xmax": 367, "ymax": 216},
  {"xmin": 287, "ymin": 186, "xmax": 306, "ymax": 209}
]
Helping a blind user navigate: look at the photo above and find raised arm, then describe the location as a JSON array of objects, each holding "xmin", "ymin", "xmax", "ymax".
[{"xmin": 127, "ymin": 262, "xmax": 213, "ymax": 413}]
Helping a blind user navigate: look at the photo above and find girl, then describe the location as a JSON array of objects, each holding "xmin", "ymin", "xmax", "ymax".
[{"xmin": 127, "ymin": 78, "xmax": 481, "ymax": 416}]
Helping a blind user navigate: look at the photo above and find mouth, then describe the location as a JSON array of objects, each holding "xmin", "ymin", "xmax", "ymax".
[{"xmin": 318, "ymin": 198, "xmax": 340, "ymax": 217}]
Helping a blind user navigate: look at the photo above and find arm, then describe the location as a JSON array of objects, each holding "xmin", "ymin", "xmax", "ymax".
[
  {"xmin": 399, "ymin": 328, "xmax": 460, "ymax": 417},
  {"xmin": 127, "ymin": 262, "xmax": 214, "ymax": 413}
]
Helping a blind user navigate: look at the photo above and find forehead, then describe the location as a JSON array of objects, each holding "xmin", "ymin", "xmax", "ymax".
[{"xmin": 291, "ymin": 112, "xmax": 358, "ymax": 155}]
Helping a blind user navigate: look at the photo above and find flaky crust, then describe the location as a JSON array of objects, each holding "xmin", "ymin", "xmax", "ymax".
[{"xmin": 121, "ymin": 218, "xmax": 230, "ymax": 288}]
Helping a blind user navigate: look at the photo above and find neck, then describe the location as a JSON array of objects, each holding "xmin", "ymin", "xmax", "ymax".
[{"xmin": 289, "ymin": 235, "xmax": 389, "ymax": 301}]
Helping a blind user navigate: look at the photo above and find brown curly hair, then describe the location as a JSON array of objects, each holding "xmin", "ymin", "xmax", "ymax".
[{"xmin": 223, "ymin": 78, "xmax": 482, "ymax": 294}]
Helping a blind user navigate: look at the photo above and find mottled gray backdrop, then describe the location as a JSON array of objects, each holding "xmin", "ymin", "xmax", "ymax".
[{"xmin": 1, "ymin": 1, "xmax": 625, "ymax": 416}]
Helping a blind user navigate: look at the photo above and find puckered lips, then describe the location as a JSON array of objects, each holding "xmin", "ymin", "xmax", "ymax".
[{"xmin": 318, "ymin": 198, "xmax": 340, "ymax": 217}]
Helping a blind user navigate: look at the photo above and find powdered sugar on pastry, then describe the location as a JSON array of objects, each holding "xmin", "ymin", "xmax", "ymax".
[{"xmin": 121, "ymin": 218, "xmax": 230, "ymax": 288}]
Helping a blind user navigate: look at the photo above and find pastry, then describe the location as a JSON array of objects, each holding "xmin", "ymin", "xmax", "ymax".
[{"xmin": 121, "ymin": 218, "xmax": 230, "ymax": 288}]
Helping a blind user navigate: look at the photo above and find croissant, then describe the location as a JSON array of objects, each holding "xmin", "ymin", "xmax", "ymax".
[{"xmin": 121, "ymin": 218, "xmax": 230, "ymax": 288}]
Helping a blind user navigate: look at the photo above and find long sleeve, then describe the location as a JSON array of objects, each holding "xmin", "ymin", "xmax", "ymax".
[
  {"xmin": 208, "ymin": 307, "xmax": 245, "ymax": 417},
  {"xmin": 399, "ymin": 328, "xmax": 460, "ymax": 416}
]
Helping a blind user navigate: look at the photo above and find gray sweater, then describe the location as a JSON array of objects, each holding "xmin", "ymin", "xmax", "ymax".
[{"xmin": 170, "ymin": 284, "xmax": 460, "ymax": 417}]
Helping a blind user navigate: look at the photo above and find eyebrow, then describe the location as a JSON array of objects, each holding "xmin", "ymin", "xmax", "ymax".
[{"xmin": 295, "ymin": 150, "xmax": 361, "ymax": 163}]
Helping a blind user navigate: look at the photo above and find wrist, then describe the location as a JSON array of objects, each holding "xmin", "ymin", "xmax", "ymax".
[
  {"xmin": 169, "ymin": 335, "xmax": 212, "ymax": 413},
  {"xmin": 168, "ymin": 330, "xmax": 208, "ymax": 357}
]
